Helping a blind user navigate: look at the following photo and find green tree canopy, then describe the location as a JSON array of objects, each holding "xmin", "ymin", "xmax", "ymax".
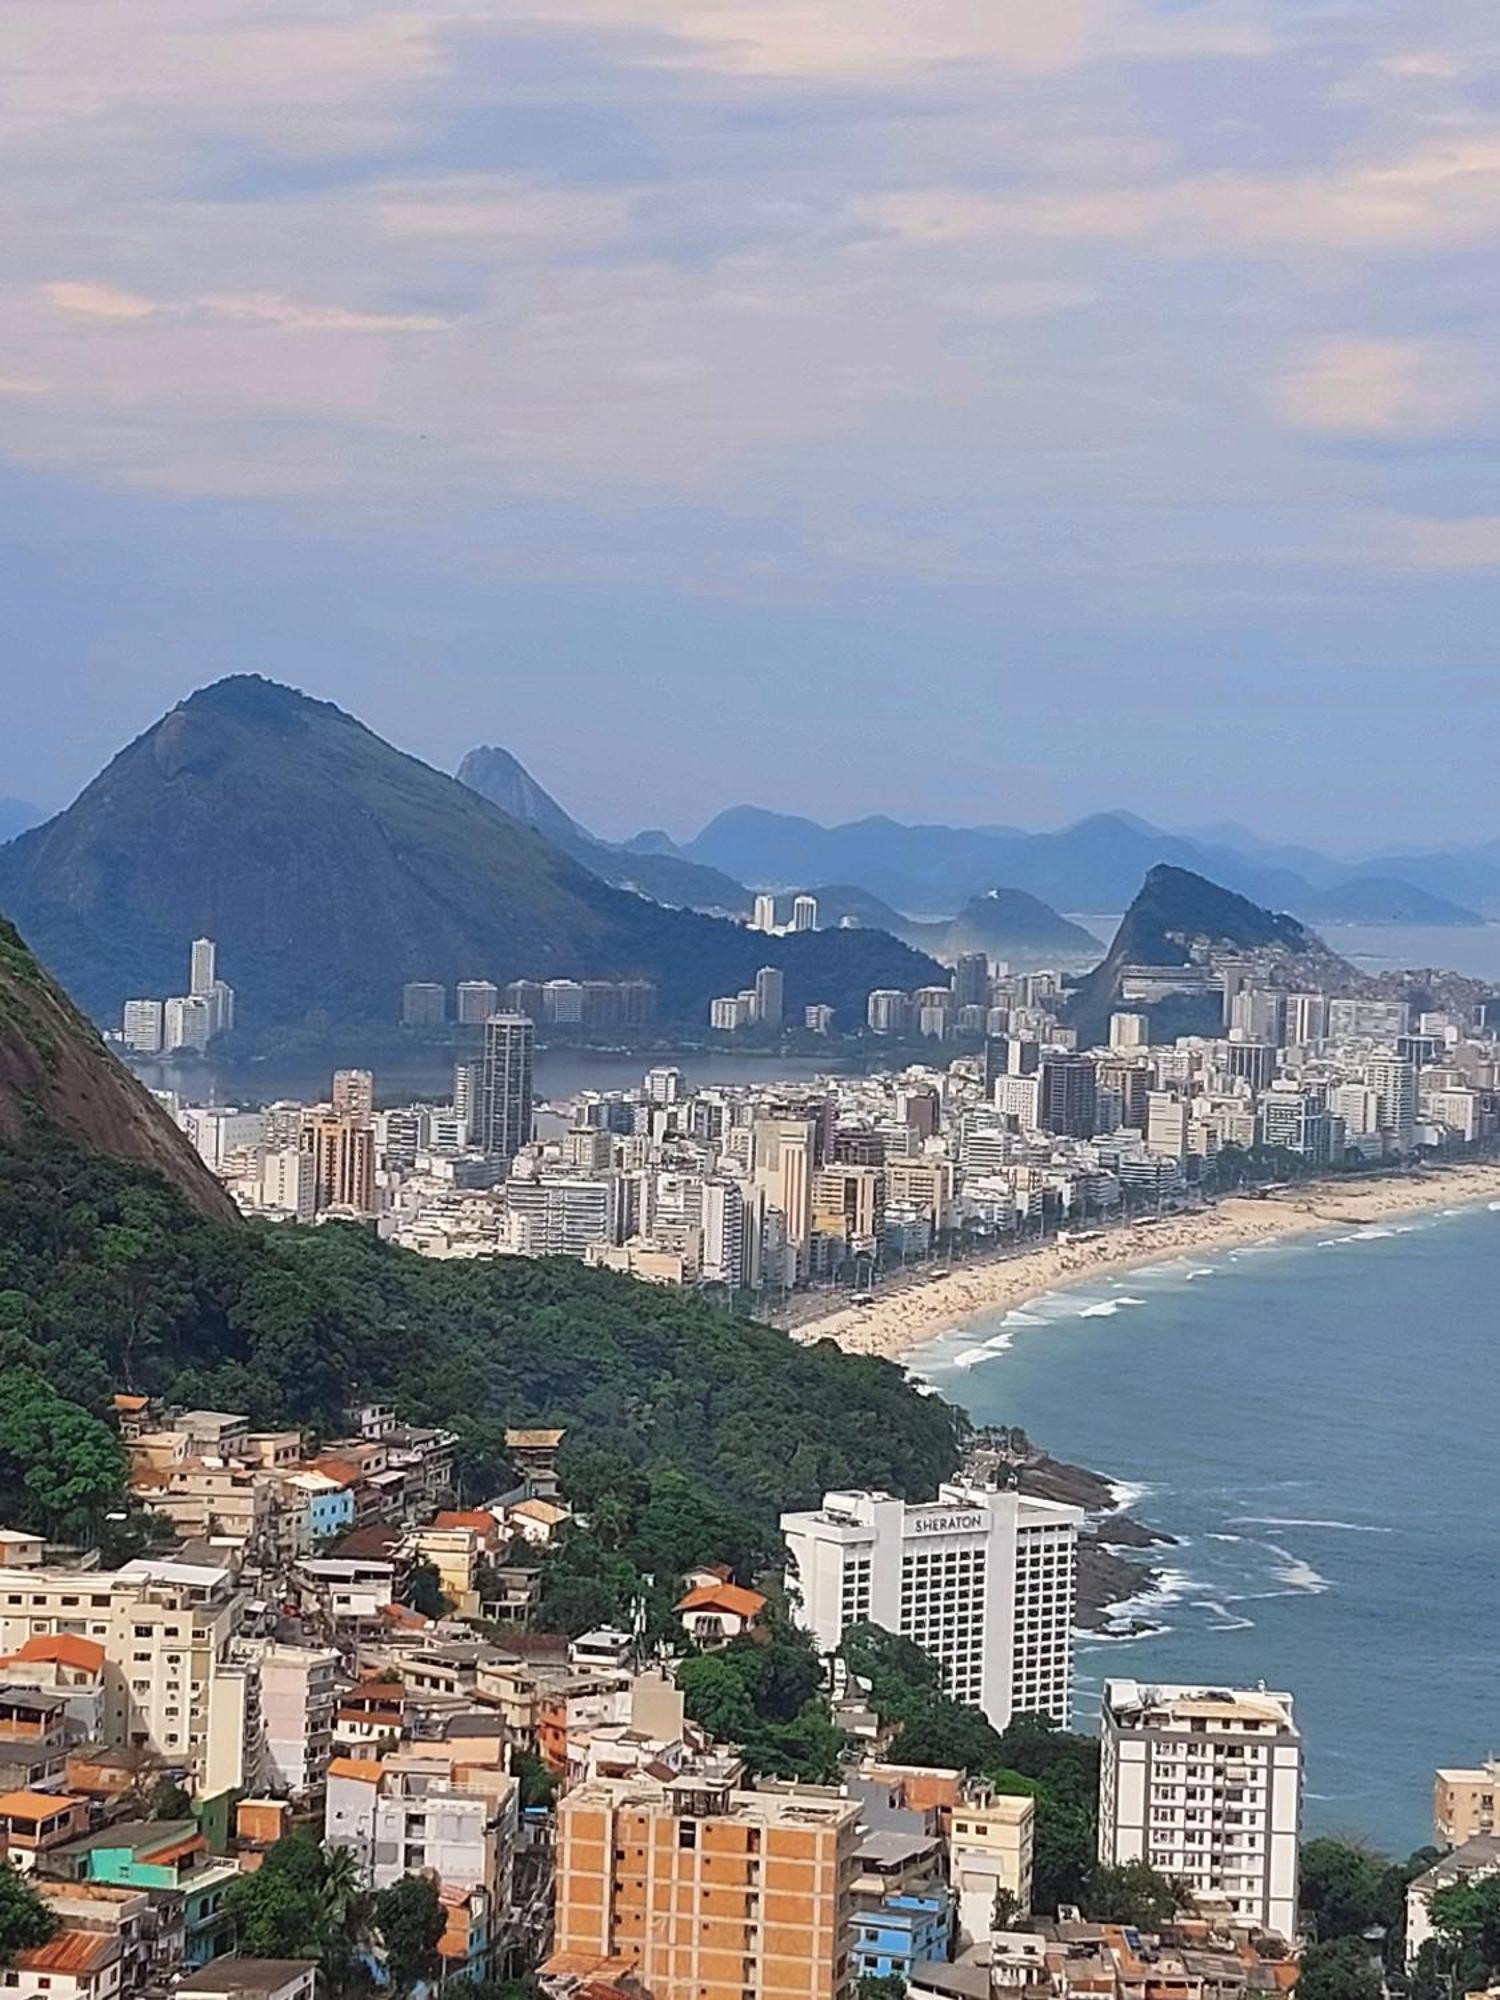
[
  {"xmin": 1296, "ymin": 1937, "xmax": 1385, "ymax": 2000},
  {"xmin": 374, "ymin": 1873, "xmax": 446, "ymax": 1993},
  {"xmin": 0, "ymin": 1863, "xmax": 56, "ymax": 1967}
]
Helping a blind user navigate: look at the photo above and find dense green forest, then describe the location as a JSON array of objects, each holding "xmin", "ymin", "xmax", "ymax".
[{"xmin": 0, "ymin": 1133, "xmax": 962, "ymax": 1556}]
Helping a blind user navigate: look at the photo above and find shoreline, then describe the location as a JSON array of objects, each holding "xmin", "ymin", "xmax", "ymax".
[{"xmin": 788, "ymin": 1159, "xmax": 1500, "ymax": 1365}]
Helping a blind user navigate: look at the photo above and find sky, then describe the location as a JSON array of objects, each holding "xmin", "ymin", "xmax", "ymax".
[{"xmin": 4, "ymin": 0, "xmax": 1500, "ymax": 846}]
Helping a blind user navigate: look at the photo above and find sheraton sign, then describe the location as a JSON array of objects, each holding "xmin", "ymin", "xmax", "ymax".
[{"xmin": 911, "ymin": 1509, "xmax": 985, "ymax": 1535}]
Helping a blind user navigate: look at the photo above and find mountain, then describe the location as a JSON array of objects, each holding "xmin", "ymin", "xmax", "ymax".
[
  {"xmin": 0, "ymin": 915, "xmax": 236, "ymax": 1220},
  {"xmin": 1301, "ymin": 877, "xmax": 1484, "ymax": 927},
  {"xmin": 1347, "ymin": 849, "xmax": 1500, "ymax": 918},
  {"xmin": 910, "ymin": 889, "xmax": 1104, "ymax": 968},
  {"xmin": 682, "ymin": 807, "xmax": 1321, "ymax": 916},
  {"xmin": 1065, "ymin": 865, "xmax": 1351, "ymax": 1046},
  {"xmin": 0, "ymin": 678, "xmax": 938, "ymax": 1034},
  {"xmin": 455, "ymin": 743, "xmax": 586, "ymax": 847},
  {"xmin": 457, "ymin": 744, "xmax": 751, "ymax": 916},
  {"xmin": 0, "ymin": 798, "xmax": 44, "ymax": 844}
]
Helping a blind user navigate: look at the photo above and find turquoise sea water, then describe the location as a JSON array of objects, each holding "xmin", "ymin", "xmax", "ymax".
[{"xmin": 913, "ymin": 1200, "xmax": 1500, "ymax": 1856}]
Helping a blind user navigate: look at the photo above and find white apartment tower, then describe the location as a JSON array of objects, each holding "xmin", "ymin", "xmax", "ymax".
[
  {"xmin": 781, "ymin": 1483, "xmax": 1082, "ymax": 1732},
  {"xmin": 751, "ymin": 894, "xmax": 778, "ymax": 934},
  {"xmin": 122, "ymin": 999, "xmax": 165, "ymax": 1054},
  {"xmin": 190, "ymin": 937, "xmax": 217, "ymax": 997},
  {"xmin": 1098, "ymin": 1680, "xmax": 1302, "ymax": 1939},
  {"xmin": 791, "ymin": 895, "xmax": 819, "ymax": 932}
]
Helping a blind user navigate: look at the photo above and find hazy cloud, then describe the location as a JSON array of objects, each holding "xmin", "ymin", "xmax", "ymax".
[{"xmin": 5, "ymin": 0, "xmax": 1500, "ymax": 836}]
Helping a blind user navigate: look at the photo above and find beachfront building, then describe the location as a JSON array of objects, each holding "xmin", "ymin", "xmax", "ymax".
[
  {"xmin": 1097, "ymin": 1680, "xmax": 1302, "ymax": 1939},
  {"xmin": 1435, "ymin": 1757, "xmax": 1500, "ymax": 1847},
  {"xmin": 780, "ymin": 1483, "xmax": 1081, "ymax": 1732}
]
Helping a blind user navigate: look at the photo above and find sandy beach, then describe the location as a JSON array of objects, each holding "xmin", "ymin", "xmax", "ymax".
[{"xmin": 788, "ymin": 1160, "xmax": 1500, "ymax": 1363}]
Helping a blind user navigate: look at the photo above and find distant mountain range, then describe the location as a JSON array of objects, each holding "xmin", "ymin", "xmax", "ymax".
[
  {"xmin": 455, "ymin": 744, "xmax": 1101, "ymax": 966},
  {"xmin": 456, "ymin": 745, "xmax": 751, "ymax": 915},
  {"xmin": 669, "ymin": 805, "xmax": 1496, "ymax": 925},
  {"xmin": 0, "ymin": 679, "xmax": 940, "ymax": 1033}
]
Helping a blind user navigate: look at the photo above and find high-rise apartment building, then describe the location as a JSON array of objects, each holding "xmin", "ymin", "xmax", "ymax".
[
  {"xmin": 478, "ymin": 1014, "xmax": 535, "ymax": 1162},
  {"xmin": 752, "ymin": 894, "xmax": 778, "ymax": 934},
  {"xmin": 331, "ymin": 1069, "xmax": 374, "ymax": 1119},
  {"xmin": 781, "ymin": 1483, "xmax": 1082, "ymax": 1731},
  {"xmin": 866, "ymin": 991, "xmax": 910, "ymax": 1035},
  {"xmin": 1109, "ymin": 1013, "xmax": 1149, "ymax": 1051},
  {"xmin": 122, "ymin": 999, "xmax": 165, "ymax": 1054},
  {"xmin": 190, "ymin": 938, "xmax": 217, "ymax": 998},
  {"xmin": 1367, "ymin": 1054, "xmax": 1417, "ymax": 1151},
  {"xmin": 1098, "ymin": 1680, "xmax": 1302, "ymax": 1938},
  {"xmin": 791, "ymin": 895, "xmax": 819, "ymax": 932},
  {"xmin": 456, "ymin": 979, "xmax": 500, "ymax": 1025},
  {"xmin": 754, "ymin": 966, "xmax": 785, "ymax": 1032},
  {"xmin": 1037, "ymin": 1054, "xmax": 1096, "ymax": 1138},
  {"xmin": 551, "ymin": 1759, "xmax": 860, "ymax": 2000},
  {"xmin": 302, "ymin": 1114, "xmax": 376, "ymax": 1214},
  {"xmin": 163, "ymin": 995, "xmax": 213, "ymax": 1054},
  {"xmin": 953, "ymin": 953, "xmax": 991, "ymax": 1011},
  {"xmin": 401, "ymin": 982, "xmax": 446, "ymax": 1027},
  {"xmin": 753, "ymin": 1117, "xmax": 817, "ymax": 1250}
]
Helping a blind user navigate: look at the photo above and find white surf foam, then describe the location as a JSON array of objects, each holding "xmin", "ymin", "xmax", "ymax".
[
  {"xmin": 1264, "ymin": 1542, "xmax": 1330, "ymax": 1593},
  {"xmin": 1233, "ymin": 1516, "xmax": 1392, "ymax": 1534},
  {"xmin": 1194, "ymin": 1598, "xmax": 1255, "ymax": 1632}
]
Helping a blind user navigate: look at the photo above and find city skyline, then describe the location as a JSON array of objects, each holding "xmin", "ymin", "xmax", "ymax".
[{"xmin": 6, "ymin": 2, "xmax": 1500, "ymax": 841}]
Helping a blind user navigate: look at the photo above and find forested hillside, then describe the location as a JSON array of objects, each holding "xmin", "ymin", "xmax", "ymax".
[{"xmin": 0, "ymin": 1134, "xmax": 962, "ymax": 1557}]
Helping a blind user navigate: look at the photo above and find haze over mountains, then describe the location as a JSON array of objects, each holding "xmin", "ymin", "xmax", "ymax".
[
  {"xmin": 672, "ymin": 806, "xmax": 1495, "ymax": 925},
  {"xmin": 0, "ymin": 678, "xmax": 939, "ymax": 1032},
  {"xmin": 450, "ymin": 741, "xmax": 1497, "ymax": 928}
]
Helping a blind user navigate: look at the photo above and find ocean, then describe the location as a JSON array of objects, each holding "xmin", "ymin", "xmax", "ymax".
[{"xmin": 913, "ymin": 1200, "xmax": 1500, "ymax": 1857}]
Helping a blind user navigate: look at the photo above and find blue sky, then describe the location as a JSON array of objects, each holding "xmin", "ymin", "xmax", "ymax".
[{"xmin": 4, "ymin": 0, "xmax": 1500, "ymax": 845}]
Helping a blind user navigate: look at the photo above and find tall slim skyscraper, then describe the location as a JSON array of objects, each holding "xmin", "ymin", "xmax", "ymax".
[
  {"xmin": 953, "ymin": 951, "xmax": 990, "ymax": 1011},
  {"xmin": 791, "ymin": 894, "xmax": 819, "ymax": 932},
  {"xmin": 751, "ymin": 893, "xmax": 777, "ymax": 933},
  {"xmin": 754, "ymin": 965, "xmax": 785, "ymax": 1031},
  {"xmin": 478, "ymin": 1014, "xmax": 535, "ymax": 1162},
  {"xmin": 332, "ymin": 1069, "xmax": 375, "ymax": 1119},
  {"xmin": 190, "ymin": 937, "xmax": 217, "ymax": 998}
]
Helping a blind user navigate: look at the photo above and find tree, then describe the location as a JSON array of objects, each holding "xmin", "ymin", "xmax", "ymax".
[
  {"xmin": 858, "ymin": 1979, "xmax": 910, "ymax": 2000},
  {"xmin": 0, "ymin": 1863, "xmax": 56, "ymax": 1966},
  {"xmin": 222, "ymin": 1830, "xmax": 328, "ymax": 1958},
  {"xmin": 1296, "ymin": 1937, "xmax": 1385, "ymax": 2000},
  {"xmin": 374, "ymin": 1873, "xmax": 446, "ymax": 1993},
  {"xmin": 400, "ymin": 1555, "xmax": 450, "ymax": 1621},
  {"xmin": 0, "ymin": 1369, "xmax": 125, "ymax": 1539},
  {"xmin": 992, "ymin": 1887, "xmax": 1026, "ymax": 1932},
  {"xmin": 1300, "ymin": 1838, "xmax": 1392, "ymax": 1942},
  {"xmin": 1085, "ymin": 1862, "xmax": 1188, "ymax": 1929},
  {"xmin": 513, "ymin": 1751, "xmax": 556, "ymax": 1811},
  {"xmin": 147, "ymin": 1778, "xmax": 192, "ymax": 1820}
]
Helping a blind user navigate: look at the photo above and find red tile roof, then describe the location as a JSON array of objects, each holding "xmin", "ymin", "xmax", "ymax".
[
  {"xmin": 13, "ymin": 1633, "xmax": 106, "ymax": 1673},
  {"xmin": 674, "ymin": 1582, "xmax": 767, "ymax": 1620}
]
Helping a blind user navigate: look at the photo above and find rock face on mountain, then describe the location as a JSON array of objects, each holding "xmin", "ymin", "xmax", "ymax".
[
  {"xmin": 0, "ymin": 916, "xmax": 237, "ymax": 1220},
  {"xmin": 457, "ymin": 744, "xmax": 750, "ymax": 915},
  {"xmin": 0, "ymin": 678, "xmax": 938, "ymax": 1032},
  {"xmin": 1065, "ymin": 864, "xmax": 1350, "ymax": 1046}
]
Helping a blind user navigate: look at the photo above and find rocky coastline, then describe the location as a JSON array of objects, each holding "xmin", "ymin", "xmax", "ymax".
[{"xmin": 964, "ymin": 1430, "xmax": 1172, "ymax": 1636}]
